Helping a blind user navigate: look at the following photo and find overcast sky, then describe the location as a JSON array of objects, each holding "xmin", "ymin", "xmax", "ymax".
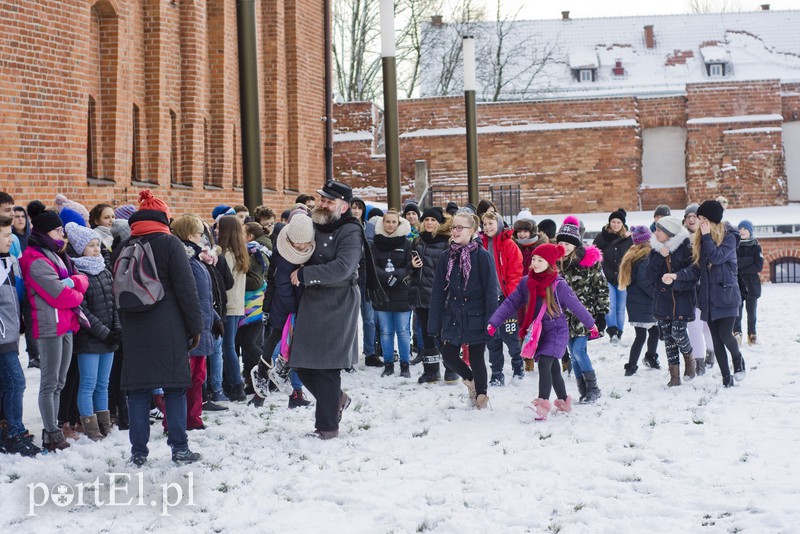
[{"xmin": 482, "ymin": 0, "xmax": 797, "ymax": 20}]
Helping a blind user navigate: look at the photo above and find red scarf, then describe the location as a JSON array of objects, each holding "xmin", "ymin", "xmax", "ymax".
[
  {"xmin": 519, "ymin": 269, "xmax": 558, "ymax": 338},
  {"xmin": 130, "ymin": 220, "xmax": 171, "ymax": 237}
]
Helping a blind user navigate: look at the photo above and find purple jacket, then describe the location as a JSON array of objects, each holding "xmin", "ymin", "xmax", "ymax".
[{"xmin": 489, "ymin": 275, "xmax": 594, "ymax": 360}]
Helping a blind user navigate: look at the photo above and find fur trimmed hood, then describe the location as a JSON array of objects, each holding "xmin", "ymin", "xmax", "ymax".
[
  {"xmin": 650, "ymin": 227, "xmax": 690, "ymax": 253},
  {"xmin": 578, "ymin": 244, "xmax": 603, "ymax": 268},
  {"xmin": 375, "ymin": 216, "xmax": 411, "ymax": 238}
]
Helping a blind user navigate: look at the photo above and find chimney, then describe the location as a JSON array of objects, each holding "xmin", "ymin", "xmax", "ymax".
[
  {"xmin": 562, "ymin": 11, "xmax": 570, "ymax": 21},
  {"xmin": 613, "ymin": 60, "xmax": 625, "ymax": 76},
  {"xmin": 431, "ymin": 14, "xmax": 443, "ymax": 26},
  {"xmin": 761, "ymin": 4, "xmax": 770, "ymax": 10},
  {"xmin": 644, "ymin": 25, "xmax": 655, "ymax": 49}
]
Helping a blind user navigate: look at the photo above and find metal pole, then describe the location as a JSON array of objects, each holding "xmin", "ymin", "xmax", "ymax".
[
  {"xmin": 380, "ymin": 0, "xmax": 401, "ymax": 210},
  {"xmin": 237, "ymin": 0, "xmax": 263, "ymax": 211},
  {"xmin": 324, "ymin": 0, "xmax": 334, "ymax": 183},
  {"xmin": 463, "ymin": 36, "xmax": 479, "ymax": 206}
]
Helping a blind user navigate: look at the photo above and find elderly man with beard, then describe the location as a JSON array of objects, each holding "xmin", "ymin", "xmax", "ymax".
[{"xmin": 289, "ymin": 180, "xmax": 384, "ymax": 439}]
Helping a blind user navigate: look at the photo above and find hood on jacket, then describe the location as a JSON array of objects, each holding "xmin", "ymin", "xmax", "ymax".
[
  {"xmin": 650, "ymin": 227, "xmax": 690, "ymax": 253},
  {"xmin": 480, "ymin": 227, "xmax": 514, "ymax": 247},
  {"xmin": 375, "ymin": 217, "xmax": 411, "ymax": 238},
  {"xmin": 578, "ymin": 244, "xmax": 603, "ymax": 268}
]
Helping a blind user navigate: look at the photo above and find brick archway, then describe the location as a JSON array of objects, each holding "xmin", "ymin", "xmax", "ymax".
[{"xmin": 91, "ymin": 0, "xmax": 119, "ymax": 17}]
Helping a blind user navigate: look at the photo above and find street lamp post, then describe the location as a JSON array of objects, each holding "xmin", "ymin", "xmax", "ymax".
[
  {"xmin": 380, "ymin": 0, "xmax": 401, "ymax": 210},
  {"xmin": 463, "ymin": 35, "xmax": 479, "ymax": 206}
]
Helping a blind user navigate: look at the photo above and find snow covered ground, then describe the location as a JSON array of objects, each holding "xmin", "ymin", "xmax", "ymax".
[{"xmin": 2, "ymin": 284, "xmax": 800, "ymax": 533}]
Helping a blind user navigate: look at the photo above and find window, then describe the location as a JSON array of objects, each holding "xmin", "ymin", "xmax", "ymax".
[
  {"xmin": 579, "ymin": 69, "xmax": 593, "ymax": 82},
  {"xmin": 641, "ymin": 127, "xmax": 687, "ymax": 187},
  {"xmin": 131, "ymin": 104, "xmax": 142, "ymax": 183},
  {"xmin": 87, "ymin": 97, "xmax": 98, "ymax": 180},
  {"xmin": 772, "ymin": 258, "xmax": 800, "ymax": 283},
  {"xmin": 709, "ymin": 63, "xmax": 724, "ymax": 77},
  {"xmin": 203, "ymin": 118, "xmax": 212, "ymax": 186},
  {"xmin": 170, "ymin": 110, "xmax": 178, "ymax": 184},
  {"xmin": 232, "ymin": 125, "xmax": 241, "ymax": 189}
]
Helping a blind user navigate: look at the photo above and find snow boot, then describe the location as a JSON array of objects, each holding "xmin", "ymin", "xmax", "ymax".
[
  {"xmin": 418, "ymin": 351, "xmax": 442, "ymax": 384},
  {"xmin": 524, "ymin": 359, "xmax": 535, "ymax": 372},
  {"xmin": 475, "ymin": 394, "xmax": 490, "ymax": 410},
  {"xmin": 695, "ymin": 357, "xmax": 706, "ymax": 376},
  {"xmin": 43, "ymin": 429, "xmax": 70, "ymax": 451},
  {"xmin": 81, "ymin": 414, "xmax": 104, "ymax": 442},
  {"xmin": 723, "ymin": 374, "xmax": 735, "ymax": 388},
  {"xmin": 705, "ymin": 349, "xmax": 715, "ymax": 369},
  {"xmin": 624, "ymin": 363, "xmax": 638, "ymax": 376},
  {"xmin": 683, "ymin": 353, "xmax": 696, "ymax": 381},
  {"xmin": 643, "ymin": 352, "xmax": 661, "ymax": 370},
  {"xmin": 95, "ymin": 410, "xmax": 112, "ymax": 437},
  {"xmin": 575, "ymin": 375, "xmax": 588, "ymax": 403},
  {"xmin": 554, "ymin": 395, "xmax": 573, "ymax": 413},
  {"xmin": 561, "ymin": 355, "xmax": 572, "ymax": 374},
  {"xmin": 512, "ymin": 361, "xmax": 525, "ymax": 380},
  {"xmin": 667, "ymin": 364, "xmax": 681, "ymax": 387},
  {"xmin": 443, "ymin": 365, "xmax": 459, "ymax": 383},
  {"xmin": 581, "ymin": 371, "xmax": 602, "ymax": 403},
  {"xmin": 381, "ymin": 363, "xmax": 394, "ymax": 377},
  {"xmin": 530, "ymin": 398, "xmax": 551, "ymax": 421},
  {"xmin": 399, "ymin": 362, "xmax": 411, "ymax": 378},
  {"xmin": 462, "ymin": 379, "xmax": 477, "ymax": 405}
]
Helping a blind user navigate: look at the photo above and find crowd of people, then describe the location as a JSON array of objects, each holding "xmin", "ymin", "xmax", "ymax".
[{"xmin": 0, "ymin": 185, "xmax": 764, "ymax": 460}]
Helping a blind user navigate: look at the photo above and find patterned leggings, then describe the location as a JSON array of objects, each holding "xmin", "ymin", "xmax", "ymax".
[{"xmin": 657, "ymin": 320, "xmax": 692, "ymax": 366}]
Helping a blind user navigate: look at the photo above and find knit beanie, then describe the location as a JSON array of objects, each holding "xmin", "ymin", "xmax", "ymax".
[
  {"xmin": 683, "ymin": 203, "xmax": 699, "ymax": 219},
  {"xmin": 653, "ymin": 205, "xmax": 671, "ymax": 218},
  {"xmin": 212, "ymin": 204, "xmax": 232, "ymax": 221},
  {"xmin": 697, "ymin": 200, "xmax": 724, "ymax": 224},
  {"xmin": 533, "ymin": 243, "xmax": 566, "ymax": 268},
  {"xmin": 59, "ymin": 206, "xmax": 88, "ymax": 228},
  {"xmin": 421, "ymin": 207, "xmax": 444, "ymax": 224},
  {"xmin": 54, "ymin": 194, "xmax": 90, "ymax": 223},
  {"xmin": 114, "ymin": 204, "xmax": 136, "ymax": 220},
  {"xmin": 556, "ymin": 216, "xmax": 582, "ymax": 247},
  {"xmin": 64, "ymin": 222, "xmax": 100, "ymax": 255},
  {"xmin": 608, "ymin": 207, "xmax": 627, "ymax": 225},
  {"xmin": 403, "ymin": 203, "xmax": 420, "ymax": 218},
  {"xmin": 138, "ymin": 189, "xmax": 171, "ymax": 220},
  {"xmin": 111, "ymin": 219, "xmax": 131, "ymax": 242},
  {"xmin": 27, "ymin": 200, "xmax": 63, "ymax": 234},
  {"xmin": 516, "ymin": 209, "xmax": 535, "ymax": 222},
  {"xmin": 445, "ymin": 202, "xmax": 459, "ymax": 216},
  {"xmin": 630, "ymin": 225, "xmax": 652, "ymax": 245},
  {"xmin": 538, "ymin": 219, "xmax": 557, "ymax": 240},
  {"xmin": 738, "ymin": 220, "xmax": 754, "ymax": 236},
  {"xmin": 276, "ymin": 213, "xmax": 316, "ymax": 265},
  {"xmin": 655, "ymin": 216, "xmax": 683, "ymax": 237}
]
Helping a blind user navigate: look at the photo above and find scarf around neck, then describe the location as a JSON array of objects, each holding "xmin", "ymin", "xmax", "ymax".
[
  {"xmin": 29, "ymin": 230, "xmax": 73, "ymax": 278},
  {"xmin": 445, "ymin": 241, "xmax": 479, "ymax": 290},
  {"xmin": 73, "ymin": 255, "xmax": 106, "ymax": 276},
  {"xmin": 520, "ymin": 269, "xmax": 558, "ymax": 338}
]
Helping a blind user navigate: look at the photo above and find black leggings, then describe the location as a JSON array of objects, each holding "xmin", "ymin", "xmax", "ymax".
[
  {"xmin": 707, "ymin": 316, "xmax": 744, "ymax": 379},
  {"xmin": 440, "ymin": 342, "xmax": 487, "ymax": 395},
  {"xmin": 537, "ymin": 356, "xmax": 567, "ymax": 400},
  {"xmin": 628, "ymin": 325, "xmax": 659, "ymax": 366}
]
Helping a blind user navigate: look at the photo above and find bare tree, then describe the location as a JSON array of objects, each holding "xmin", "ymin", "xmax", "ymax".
[
  {"xmin": 395, "ymin": 0, "xmax": 444, "ymax": 98},
  {"xmin": 332, "ymin": 0, "xmax": 382, "ymax": 102},
  {"xmin": 687, "ymin": 0, "xmax": 744, "ymax": 13}
]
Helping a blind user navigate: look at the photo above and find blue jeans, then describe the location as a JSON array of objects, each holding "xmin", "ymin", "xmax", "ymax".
[
  {"xmin": 207, "ymin": 335, "xmax": 224, "ymax": 393},
  {"xmin": 128, "ymin": 388, "xmax": 188, "ymax": 456},
  {"xmin": 361, "ymin": 291, "xmax": 376, "ymax": 356},
  {"xmin": 0, "ymin": 350, "xmax": 27, "ymax": 437},
  {"xmin": 222, "ymin": 315, "xmax": 243, "ymax": 387},
  {"xmin": 76, "ymin": 352, "xmax": 114, "ymax": 416},
  {"xmin": 567, "ymin": 336, "xmax": 595, "ymax": 376},
  {"xmin": 375, "ymin": 310, "xmax": 411, "ymax": 364},
  {"xmin": 606, "ymin": 283, "xmax": 627, "ymax": 334}
]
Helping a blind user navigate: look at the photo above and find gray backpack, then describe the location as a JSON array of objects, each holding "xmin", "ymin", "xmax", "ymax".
[{"xmin": 112, "ymin": 236, "xmax": 165, "ymax": 312}]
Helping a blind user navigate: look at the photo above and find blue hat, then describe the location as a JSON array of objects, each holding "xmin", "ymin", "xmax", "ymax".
[
  {"xmin": 738, "ymin": 220, "xmax": 754, "ymax": 236},
  {"xmin": 212, "ymin": 204, "xmax": 232, "ymax": 220},
  {"xmin": 59, "ymin": 206, "xmax": 88, "ymax": 228}
]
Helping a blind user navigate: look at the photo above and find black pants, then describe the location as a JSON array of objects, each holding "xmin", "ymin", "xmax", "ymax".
[
  {"xmin": 108, "ymin": 347, "xmax": 128, "ymax": 426},
  {"xmin": 628, "ymin": 325, "xmax": 659, "ymax": 366},
  {"xmin": 537, "ymin": 356, "xmax": 567, "ymax": 400},
  {"xmin": 708, "ymin": 316, "xmax": 744, "ymax": 380},
  {"xmin": 237, "ymin": 322, "xmax": 264, "ymax": 380},
  {"xmin": 57, "ymin": 354, "xmax": 80, "ymax": 427},
  {"xmin": 734, "ymin": 297, "xmax": 758, "ymax": 336},
  {"xmin": 294, "ymin": 368, "xmax": 342, "ymax": 432},
  {"xmin": 440, "ymin": 342, "xmax": 487, "ymax": 395}
]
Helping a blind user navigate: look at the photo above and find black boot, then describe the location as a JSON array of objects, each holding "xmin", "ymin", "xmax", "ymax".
[
  {"xmin": 575, "ymin": 375, "xmax": 588, "ymax": 403},
  {"xmin": 418, "ymin": 363, "xmax": 441, "ymax": 384},
  {"xmin": 624, "ymin": 363, "xmax": 638, "ymax": 376},
  {"xmin": 399, "ymin": 362, "xmax": 411, "ymax": 378},
  {"xmin": 364, "ymin": 354, "xmax": 383, "ymax": 367},
  {"xmin": 381, "ymin": 363, "xmax": 394, "ymax": 377},
  {"xmin": 581, "ymin": 371, "xmax": 602, "ymax": 403},
  {"xmin": 643, "ymin": 352, "xmax": 661, "ymax": 370}
]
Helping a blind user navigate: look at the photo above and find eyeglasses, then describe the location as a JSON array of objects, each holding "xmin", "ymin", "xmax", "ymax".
[{"xmin": 452, "ymin": 225, "xmax": 470, "ymax": 233}]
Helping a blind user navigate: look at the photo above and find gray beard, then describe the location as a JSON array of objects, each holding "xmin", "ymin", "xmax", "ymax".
[{"xmin": 311, "ymin": 206, "xmax": 341, "ymax": 226}]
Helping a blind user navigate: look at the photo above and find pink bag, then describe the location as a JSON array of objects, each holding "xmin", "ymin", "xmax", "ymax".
[{"xmin": 521, "ymin": 301, "xmax": 547, "ymax": 360}]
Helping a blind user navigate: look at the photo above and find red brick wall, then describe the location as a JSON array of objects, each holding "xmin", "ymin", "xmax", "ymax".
[
  {"xmin": 760, "ymin": 237, "xmax": 800, "ymax": 283},
  {"xmin": 0, "ymin": 0, "xmax": 325, "ymax": 217}
]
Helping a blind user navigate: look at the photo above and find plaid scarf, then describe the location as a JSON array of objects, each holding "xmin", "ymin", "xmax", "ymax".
[{"xmin": 445, "ymin": 241, "xmax": 478, "ymax": 290}]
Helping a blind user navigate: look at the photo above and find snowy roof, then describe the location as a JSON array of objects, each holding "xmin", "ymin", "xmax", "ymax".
[{"xmin": 419, "ymin": 10, "xmax": 800, "ymax": 101}]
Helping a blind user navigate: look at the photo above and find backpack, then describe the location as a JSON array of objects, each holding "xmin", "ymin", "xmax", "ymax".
[{"xmin": 112, "ymin": 236, "xmax": 164, "ymax": 312}]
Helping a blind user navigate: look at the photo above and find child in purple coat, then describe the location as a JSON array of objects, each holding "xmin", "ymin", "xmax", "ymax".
[{"xmin": 488, "ymin": 243, "xmax": 597, "ymax": 421}]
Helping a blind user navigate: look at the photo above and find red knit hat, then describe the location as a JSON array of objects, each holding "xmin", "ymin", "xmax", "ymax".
[
  {"xmin": 532, "ymin": 243, "xmax": 565, "ymax": 268},
  {"xmin": 137, "ymin": 190, "xmax": 171, "ymax": 220}
]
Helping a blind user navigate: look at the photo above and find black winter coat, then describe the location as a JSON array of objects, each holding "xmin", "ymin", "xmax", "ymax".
[
  {"xmin": 625, "ymin": 256, "xmax": 656, "ymax": 324},
  {"xmin": 113, "ymin": 220, "xmax": 202, "ymax": 391},
  {"xmin": 737, "ymin": 238, "xmax": 763, "ymax": 299},
  {"xmin": 647, "ymin": 229, "xmax": 697, "ymax": 321},
  {"xmin": 265, "ymin": 250, "xmax": 303, "ymax": 331},
  {"xmin": 411, "ymin": 231, "xmax": 449, "ymax": 309},
  {"xmin": 205, "ymin": 253, "xmax": 233, "ymax": 325},
  {"xmin": 593, "ymin": 227, "xmax": 633, "ymax": 286},
  {"xmin": 371, "ymin": 233, "xmax": 413, "ymax": 313},
  {"xmin": 73, "ymin": 268, "xmax": 121, "ymax": 355}
]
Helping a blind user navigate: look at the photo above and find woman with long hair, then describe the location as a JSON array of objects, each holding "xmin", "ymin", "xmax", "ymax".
[
  {"xmin": 593, "ymin": 208, "xmax": 632, "ymax": 344},
  {"xmin": 216, "ymin": 215, "xmax": 249, "ymax": 401}
]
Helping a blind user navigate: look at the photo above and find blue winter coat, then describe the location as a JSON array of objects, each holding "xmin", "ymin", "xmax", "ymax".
[
  {"xmin": 625, "ymin": 255, "xmax": 656, "ymax": 324},
  {"xmin": 736, "ymin": 238, "xmax": 763, "ymax": 299},
  {"xmin": 489, "ymin": 275, "xmax": 594, "ymax": 360},
  {"xmin": 675, "ymin": 225, "xmax": 741, "ymax": 322},
  {"xmin": 183, "ymin": 242, "xmax": 216, "ymax": 357},
  {"xmin": 428, "ymin": 246, "xmax": 498, "ymax": 345},
  {"xmin": 647, "ymin": 229, "xmax": 697, "ymax": 321}
]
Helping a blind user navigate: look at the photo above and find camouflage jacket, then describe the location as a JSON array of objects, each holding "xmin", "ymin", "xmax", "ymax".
[{"xmin": 559, "ymin": 245, "xmax": 609, "ymax": 337}]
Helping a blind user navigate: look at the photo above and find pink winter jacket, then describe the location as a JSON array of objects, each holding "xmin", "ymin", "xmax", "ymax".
[{"xmin": 19, "ymin": 247, "xmax": 88, "ymax": 339}]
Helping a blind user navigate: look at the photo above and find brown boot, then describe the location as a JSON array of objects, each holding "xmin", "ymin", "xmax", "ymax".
[
  {"xmin": 81, "ymin": 414, "xmax": 104, "ymax": 441},
  {"xmin": 44, "ymin": 429, "xmax": 71, "ymax": 451},
  {"xmin": 683, "ymin": 354, "xmax": 696, "ymax": 381},
  {"xmin": 95, "ymin": 410, "xmax": 112, "ymax": 437},
  {"xmin": 667, "ymin": 365, "xmax": 681, "ymax": 387},
  {"xmin": 524, "ymin": 359, "xmax": 535, "ymax": 373}
]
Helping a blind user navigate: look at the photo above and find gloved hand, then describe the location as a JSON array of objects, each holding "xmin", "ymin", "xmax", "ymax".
[
  {"xmin": 106, "ymin": 330, "xmax": 121, "ymax": 346},
  {"xmin": 487, "ymin": 324, "xmax": 497, "ymax": 337},
  {"xmin": 62, "ymin": 277, "xmax": 75, "ymax": 288},
  {"xmin": 593, "ymin": 315, "xmax": 606, "ymax": 333},
  {"xmin": 212, "ymin": 320, "xmax": 225, "ymax": 338},
  {"xmin": 588, "ymin": 325, "xmax": 600, "ymax": 340},
  {"xmin": 188, "ymin": 333, "xmax": 201, "ymax": 351}
]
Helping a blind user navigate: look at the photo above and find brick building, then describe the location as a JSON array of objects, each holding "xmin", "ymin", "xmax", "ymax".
[{"xmin": 0, "ymin": 0, "xmax": 326, "ymax": 216}]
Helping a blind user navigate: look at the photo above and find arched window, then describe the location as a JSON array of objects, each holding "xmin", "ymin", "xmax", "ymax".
[
  {"xmin": 772, "ymin": 258, "xmax": 800, "ymax": 283},
  {"xmin": 87, "ymin": 97, "xmax": 98, "ymax": 179}
]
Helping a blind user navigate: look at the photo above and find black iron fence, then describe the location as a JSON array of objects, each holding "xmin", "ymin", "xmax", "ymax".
[{"xmin": 425, "ymin": 184, "xmax": 521, "ymax": 223}]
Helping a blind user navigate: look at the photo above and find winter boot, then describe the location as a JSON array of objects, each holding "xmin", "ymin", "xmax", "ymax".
[
  {"xmin": 443, "ymin": 365, "xmax": 459, "ymax": 383},
  {"xmin": 381, "ymin": 363, "xmax": 394, "ymax": 377},
  {"xmin": 81, "ymin": 414, "xmax": 104, "ymax": 442},
  {"xmin": 96, "ymin": 410, "xmax": 112, "ymax": 437},
  {"xmin": 683, "ymin": 353, "xmax": 696, "ymax": 381},
  {"xmin": 530, "ymin": 398, "xmax": 551, "ymax": 421},
  {"xmin": 475, "ymin": 394, "xmax": 490, "ymax": 410},
  {"xmin": 489, "ymin": 373, "xmax": 505, "ymax": 387},
  {"xmin": 462, "ymin": 379, "xmax": 477, "ymax": 405},
  {"xmin": 418, "ymin": 357, "xmax": 441, "ymax": 384},
  {"xmin": 723, "ymin": 374, "xmax": 735, "ymax": 388},
  {"xmin": 561, "ymin": 355, "xmax": 572, "ymax": 374},
  {"xmin": 748, "ymin": 333, "xmax": 757, "ymax": 346},
  {"xmin": 228, "ymin": 383, "xmax": 247, "ymax": 402},
  {"xmin": 607, "ymin": 326, "xmax": 619, "ymax": 345},
  {"xmin": 705, "ymin": 349, "xmax": 715, "ymax": 369},
  {"xmin": 575, "ymin": 375, "xmax": 588, "ymax": 403},
  {"xmin": 524, "ymin": 359, "xmax": 535, "ymax": 372},
  {"xmin": 5, "ymin": 433, "xmax": 41, "ymax": 457},
  {"xmin": 624, "ymin": 363, "xmax": 638, "ymax": 376},
  {"xmin": 399, "ymin": 362, "xmax": 411, "ymax": 378},
  {"xmin": 695, "ymin": 357, "xmax": 706, "ymax": 376},
  {"xmin": 554, "ymin": 395, "xmax": 573, "ymax": 413},
  {"xmin": 581, "ymin": 371, "xmax": 602, "ymax": 403},
  {"xmin": 512, "ymin": 361, "xmax": 525, "ymax": 380},
  {"xmin": 364, "ymin": 354, "xmax": 383, "ymax": 367},
  {"xmin": 43, "ymin": 429, "xmax": 70, "ymax": 451},
  {"xmin": 288, "ymin": 389, "xmax": 312, "ymax": 409},
  {"xmin": 667, "ymin": 365, "xmax": 681, "ymax": 387},
  {"xmin": 643, "ymin": 352, "xmax": 661, "ymax": 370}
]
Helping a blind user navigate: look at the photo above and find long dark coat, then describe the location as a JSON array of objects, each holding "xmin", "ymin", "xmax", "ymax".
[
  {"xmin": 114, "ymin": 229, "xmax": 202, "ymax": 390},
  {"xmin": 593, "ymin": 227, "xmax": 633, "ymax": 286},
  {"xmin": 291, "ymin": 217, "xmax": 362, "ymax": 370}
]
